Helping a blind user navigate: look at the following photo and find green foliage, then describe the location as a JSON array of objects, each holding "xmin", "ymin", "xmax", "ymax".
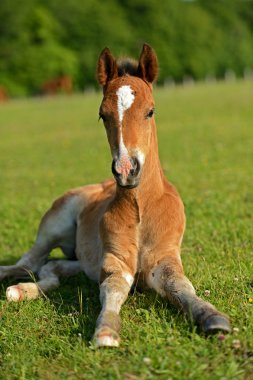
[
  {"xmin": 0, "ymin": 1, "xmax": 77, "ymax": 95},
  {"xmin": 0, "ymin": 0, "xmax": 253, "ymax": 95},
  {"xmin": 199, "ymin": 0, "xmax": 253, "ymax": 77},
  {"xmin": 45, "ymin": 0, "xmax": 135, "ymax": 88},
  {"xmin": 0, "ymin": 81, "xmax": 252, "ymax": 378},
  {"xmin": 12, "ymin": 42, "xmax": 78, "ymax": 94}
]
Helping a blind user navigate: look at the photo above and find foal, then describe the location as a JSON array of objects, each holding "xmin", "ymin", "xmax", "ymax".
[{"xmin": 0, "ymin": 44, "xmax": 230, "ymax": 347}]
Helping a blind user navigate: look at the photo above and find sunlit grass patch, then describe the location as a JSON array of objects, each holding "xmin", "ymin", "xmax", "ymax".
[{"xmin": 0, "ymin": 81, "xmax": 252, "ymax": 379}]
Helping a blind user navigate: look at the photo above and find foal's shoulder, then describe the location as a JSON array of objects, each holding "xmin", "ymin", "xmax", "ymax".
[
  {"xmin": 163, "ymin": 178, "xmax": 184, "ymax": 213},
  {"xmin": 163, "ymin": 178, "xmax": 182, "ymax": 199}
]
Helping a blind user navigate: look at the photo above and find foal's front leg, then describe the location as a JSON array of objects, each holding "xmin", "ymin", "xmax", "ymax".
[
  {"xmin": 94, "ymin": 253, "xmax": 135, "ymax": 347},
  {"xmin": 147, "ymin": 252, "xmax": 231, "ymax": 334}
]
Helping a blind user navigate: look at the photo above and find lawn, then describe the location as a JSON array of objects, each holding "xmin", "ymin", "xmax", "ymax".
[{"xmin": 0, "ymin": 80, "xmax": 252, "ymax": 379}]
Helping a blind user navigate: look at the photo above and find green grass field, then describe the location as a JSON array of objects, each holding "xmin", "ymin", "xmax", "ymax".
[{"xmin": 0, "ymin": 80, "xmax": 252, "ymax": 380}]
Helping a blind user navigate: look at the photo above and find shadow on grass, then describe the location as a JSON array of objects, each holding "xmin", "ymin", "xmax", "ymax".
[
  {"xmin": 46, "ymin": 275, "xmax": 190, "ymax": 344},
  {"xmin": 0, "ymin": 255, "xmax": 24, "ymax": 265},
  {"xmin": 0, "ymin": 267, "xmax": 195, "ymax": 346},
  {"xmin": 48, "ymin": 273, "xmax": 101, "ymax": 343}
]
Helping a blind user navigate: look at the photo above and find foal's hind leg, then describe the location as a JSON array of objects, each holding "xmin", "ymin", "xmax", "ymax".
[
  {"xmin": 0, "ymin": 241, "xmax": 50, "ymax": 282},
  {"xmin": 146, "ymin": 251, "xmax": 231, "ymax": 334},
  {"xmin": 6, "ymin": 260, "xmax": 82, "ymax": 301},
  {"xmin": 0, "ymin": 192, "xmax": 80, "ymax": 283},
  {"xmin": 0, "ymin": 240, "xmax": 50, "ymax": 281}
]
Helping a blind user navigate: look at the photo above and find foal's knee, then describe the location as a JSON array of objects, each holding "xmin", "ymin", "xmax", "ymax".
[
  {"xmin": 147, "ymin": 261, "xmax": 195, "ymax": 305},
  {"xmin": 99, "ymin": 274, "xmax": 132, "ymax": 313}
]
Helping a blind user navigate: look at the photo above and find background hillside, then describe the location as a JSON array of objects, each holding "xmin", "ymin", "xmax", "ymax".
[{"xmin": 0, "ymin": 0, "xmax": 253, "ymax": 96}]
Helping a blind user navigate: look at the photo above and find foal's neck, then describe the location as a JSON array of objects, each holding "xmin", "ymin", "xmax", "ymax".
[{"xmin": 116, "ymin": 123, "xmax": 165, "ymax": 206}]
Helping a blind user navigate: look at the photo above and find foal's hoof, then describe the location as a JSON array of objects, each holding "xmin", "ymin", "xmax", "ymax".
[
  {"xmin": 6, "ymin": 283, "xmax": 39, "ymax": 302},
  {"xmin": 6, "ymin": 285, "xmax": 26, "ymax": 302},
  {"xmin": 94, "ymin": 327, "xmax": 120, "ymax": 348},
  {"xmin": 202, "ymin": 314, "xmax": 231, "ymax": 335}
]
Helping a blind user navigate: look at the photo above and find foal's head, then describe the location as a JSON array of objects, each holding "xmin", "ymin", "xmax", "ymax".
[{"xmin": 97, "ymin": 44, "xmax": 158, "ymax": 189}]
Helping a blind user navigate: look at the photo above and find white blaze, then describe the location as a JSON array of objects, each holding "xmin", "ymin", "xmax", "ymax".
[
  {"xmin": 116, "ymin": 85, "xmax": 135, "ymax": 123},
  {"xmin": 116, "ymin": 85, "xmax": 135, "ymax": 158}
]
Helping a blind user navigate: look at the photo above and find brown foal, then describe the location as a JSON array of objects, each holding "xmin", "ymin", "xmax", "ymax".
[{"xmin": 0, "ymin": 44, "xmax": 230, "ymax": 347}]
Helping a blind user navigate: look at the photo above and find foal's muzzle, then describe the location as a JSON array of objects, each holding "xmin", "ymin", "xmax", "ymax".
[{"xmin": 112, "ymin": 157, "xmax": 141, "ymax": 189}]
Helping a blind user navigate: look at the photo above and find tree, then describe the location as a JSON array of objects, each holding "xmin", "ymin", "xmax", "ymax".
[
  {"xmin": 44, "ymin": 0, "xmax": 135, "ymax": 88},
  {"xmin": 0, "ymin": 2, "xmax": 78, "ymax": 95},
  {"xmin": 1, "ymin": 0, "xmax": 253, "ymax": 96}
]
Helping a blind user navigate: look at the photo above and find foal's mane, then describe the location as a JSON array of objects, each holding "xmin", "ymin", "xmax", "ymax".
[{"xmin": 117, "ymin": 58, "xmax": 138, "ymax": 77}]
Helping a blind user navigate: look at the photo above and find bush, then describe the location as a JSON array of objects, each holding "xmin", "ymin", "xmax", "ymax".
[{"xmin": 0, "ymin": 0, "xmax": 253, "ymax": 96}]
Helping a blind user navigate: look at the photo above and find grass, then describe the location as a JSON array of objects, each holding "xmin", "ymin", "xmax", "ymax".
[{"xmin": 0, "ymin": 80, "xmax": 252, "ymax": 379}]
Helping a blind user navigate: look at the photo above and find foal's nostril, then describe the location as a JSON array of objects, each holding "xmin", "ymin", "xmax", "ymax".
[
  {"xmin": 129, "ymin": 157, "xmax": 140, "ymax": 177},
  {"xmin": 112, "ymin": 159, "xmax": 120, "ymax": 177},
  {"xmin": 129, "ymin": 161, "xmax": 136, "ymax": 176}
]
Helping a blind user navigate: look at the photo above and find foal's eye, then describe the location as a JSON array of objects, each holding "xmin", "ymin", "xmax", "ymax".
[{"xmin": 146, "ymin": 108, "xmax": 155, "ymax": 119}]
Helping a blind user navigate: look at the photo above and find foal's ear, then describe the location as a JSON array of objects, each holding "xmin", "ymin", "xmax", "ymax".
[
  {"xmin": 137, "ymin": 44, "xmax": 158, "ymax": 83},
  {"xmin": 97, "ymin": 47, "xmax": 118, "ymax": 86}
]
